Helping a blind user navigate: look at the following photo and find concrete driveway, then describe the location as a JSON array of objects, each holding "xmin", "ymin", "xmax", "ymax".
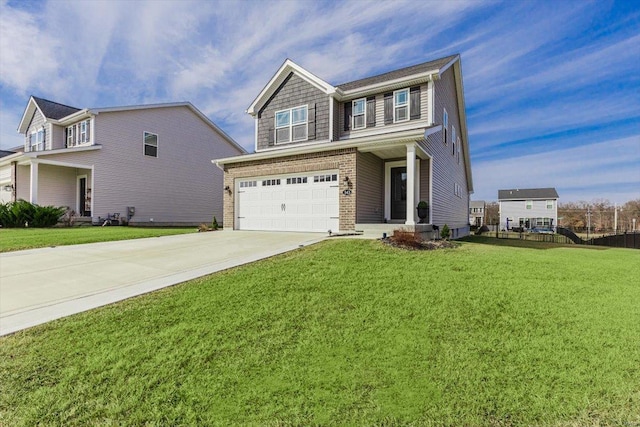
[{"xmin": 0, "ymin": 230, "xmax": 324, "ymax": 336}]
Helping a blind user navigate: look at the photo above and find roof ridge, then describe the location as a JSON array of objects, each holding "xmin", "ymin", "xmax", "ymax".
[{"xmin": 31, "ymin": 95, "xmax": 80, "ymax": 111}]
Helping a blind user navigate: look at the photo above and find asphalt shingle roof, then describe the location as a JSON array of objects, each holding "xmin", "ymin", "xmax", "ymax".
[
  {"xmin": 32, "ymin": 96, "xmax": 80, "ymax": 120},
  {"xmin": 0, "ymin": 150, "xmax": 16, "ymax": 158},
  {"xmin": 498, "ymin": 188, "xmax": 559, "ymax": 200},
  {"xmin": 336, "ymin": 54, "xmax": 458, "ymax": 92}
]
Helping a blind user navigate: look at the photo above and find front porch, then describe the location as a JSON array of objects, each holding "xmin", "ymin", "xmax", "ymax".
[{"xmin": 15, "ymin": 158, "xmax": 94, "ymax": 216}]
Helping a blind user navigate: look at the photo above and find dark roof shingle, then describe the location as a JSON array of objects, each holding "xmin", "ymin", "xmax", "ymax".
[
  {"xmin": 336, "ymin": 54, "xmax": 458, "ymax": 92},
  {"xmin": 498, "ymin": 188, "xmax": 559, "ymax": 200},
  {"xmin": 32, "ymin": 96, "xmax": 81, "ymax": 120}
]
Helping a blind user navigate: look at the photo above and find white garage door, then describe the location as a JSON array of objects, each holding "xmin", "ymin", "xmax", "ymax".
[{"xmin": 237, "ymin": 171, "xmax": 339, "ymax": 232}]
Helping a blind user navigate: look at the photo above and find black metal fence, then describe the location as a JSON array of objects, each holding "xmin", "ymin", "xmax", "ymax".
[
  {"xmin": 494, "ymin": 231, "xmax": 574, "ymax": 244},
  {"xmin": 587, "ymin": 232, "xmax": 640, "ymax": 249}
]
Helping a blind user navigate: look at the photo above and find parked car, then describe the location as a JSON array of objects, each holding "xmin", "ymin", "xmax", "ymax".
[{"xmin": 531, "ymin": 227, "xmax": 554, "ymax": 234}]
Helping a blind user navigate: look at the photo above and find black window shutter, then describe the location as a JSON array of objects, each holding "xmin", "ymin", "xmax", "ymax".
[
  {"xmin": 308, "ymin": 104, "xmax": 316, "ymax": 140},
  {"xmin": 384, "ymin": 93, "xmax": 393, "ymax": 124},
  {"xmin": 64, "ymin": 127, "xmax": 68, "ymax": 147},
  {"xmin": 344, "ymin": 102, "xmax": 352, "ymax": 131},
  {"xmin": 410, "ymin": 87, "xmax": 421, "ymax": 120},
  {"xmin": 268, "ymin": 126, "xmax": 274, "ymax": 146},
  {"xmin": 366, "ymin": 96, "xmax": 376, "ymax": 127}
]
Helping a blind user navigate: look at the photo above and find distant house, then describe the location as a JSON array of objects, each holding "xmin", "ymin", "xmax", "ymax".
[
  {"xmin": 498, "ymin": 188, "xmax": 559, "ymax": 231},
  {"xmin": 0, "ymin": 96, "xmax": 245, "ymax": 225},
  {"xmin": 469, "ymin": 200, "xmax": 485, "ymax": 227},
  {"xmin": 214, "ymin": 54, "xmax": 473, "ymax": 237}
]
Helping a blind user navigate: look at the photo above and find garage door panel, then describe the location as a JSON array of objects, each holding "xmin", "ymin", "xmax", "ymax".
[{"xmin": 237, "ymin": 171, "xmax": 339, "ymax": 232}]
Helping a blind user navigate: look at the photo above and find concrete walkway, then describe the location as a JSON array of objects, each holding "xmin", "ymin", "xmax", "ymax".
[{"xmin": 0, "ymin": 231, "xmax": 324, "ymax": 336}]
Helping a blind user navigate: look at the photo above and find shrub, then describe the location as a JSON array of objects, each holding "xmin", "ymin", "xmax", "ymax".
[
  {"xmin": 390, "ymin": 229, "xmax": 423, "ymax": 249},
  {"xmin": 0, "ymin": 200, "xmax": 65, "ymax": 228},
  {"xmin": 441, "ymin": 224, "xmax": 450, "ymax": 240},
  {"xmin": 212, "ymin": 216, "xmax": 219, "ymax": 231}
]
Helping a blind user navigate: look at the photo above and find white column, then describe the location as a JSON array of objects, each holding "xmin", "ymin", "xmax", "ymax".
[
  {"xmin": 405, "ymin": 143, "xmax": 416, "ymax": 225},
  {"xmin": 29, "ymin": 160, "xmax": 39, "ymax": 204}
]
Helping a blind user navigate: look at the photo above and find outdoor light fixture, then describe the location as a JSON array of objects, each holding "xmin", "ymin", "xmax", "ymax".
[
  {"xmin": 3, "ymin": 184, "xmax": 13, "ymax": 192},
  {"xmin": 224, "ymin": 185, "xmax": 232, "ymax": 195}
]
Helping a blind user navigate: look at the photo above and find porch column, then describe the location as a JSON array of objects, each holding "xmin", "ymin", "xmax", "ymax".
[
  {"xmin": 29, "ymin": 160, "xmax": 39, "ymax": 204},
  {"xmin": 405, "ymin": 143, "xmax": 416, "ymax": 225}
]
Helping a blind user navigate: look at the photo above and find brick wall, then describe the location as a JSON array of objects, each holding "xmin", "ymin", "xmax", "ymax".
[{"xmin": 223, "ymin": 148, "xmax": 357, "ymax": 231}]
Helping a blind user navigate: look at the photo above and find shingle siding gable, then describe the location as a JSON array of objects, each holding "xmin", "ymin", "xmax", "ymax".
[{"xmin": 256, "ymin": 73, "xmax": 330, "ymax": 151}]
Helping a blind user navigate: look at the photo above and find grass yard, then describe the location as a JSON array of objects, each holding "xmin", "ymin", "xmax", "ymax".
[
  {"xmin": 0, "ymin": 226, "xmax": 196, "ymax": 252},
  {"xmin": 1, "ymin": 239, "xmax": 638, "ymax": 425}
]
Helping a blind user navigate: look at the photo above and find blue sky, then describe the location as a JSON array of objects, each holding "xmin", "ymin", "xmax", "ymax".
[{"xmin": 1, "ymin": 0, "xmax": 638, "ymax": 203}]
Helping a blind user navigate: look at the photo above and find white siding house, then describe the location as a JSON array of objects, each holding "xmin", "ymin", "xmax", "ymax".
[
  {"xmin": 0, "ymin": 96, "xmax": 245, "ymax": 225},
  {"xmin": 498, "ymin": 188, "xmax": 559, "ymax": 231}
]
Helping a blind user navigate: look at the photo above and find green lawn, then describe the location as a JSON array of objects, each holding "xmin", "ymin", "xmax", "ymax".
[
  {"xmin": 0, "ymin": 226, "xmax": 196, "ymax": 252},
  {"xmin": 1, "ymin": 239, "xmax": 638, "ymax": 425}
]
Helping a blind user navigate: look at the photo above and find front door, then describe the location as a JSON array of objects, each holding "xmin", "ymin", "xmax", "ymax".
[
  {"xmin": 390, "ymin": 166, "xmax": 407, "ymax": 220},
  {"xmin": 79, "ymin": 177, "xmax": 87, "ymax": 216}
]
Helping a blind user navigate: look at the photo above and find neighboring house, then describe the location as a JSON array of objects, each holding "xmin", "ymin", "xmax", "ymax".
[
  {"xmin": 0, "ymin": 96, "xmax": 245, "ymax": 225},
  {"xmin": 469, "ymin": 200, "xmax": 485, "ymax": 227},
  {"xmin": 498, "ymin": 188, "xmax": 559, "ymax": 231},
  {"xmin": 214, "ymin": 54, "xmax": 473, "ymax": 237},
  {"xmin": 0, "ymin": 150, "xmax": 17, "ymax": 204}
]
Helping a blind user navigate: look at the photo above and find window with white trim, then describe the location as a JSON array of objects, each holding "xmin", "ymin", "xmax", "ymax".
[
  {"xmin": 144, "ymin": 132, "xmax": 158, "ymax": 157},
  {"xmin": 239, "ymin": 181, "xmax": 257, "ymax": 188},
  {"xmin": 286, "ymin": 177, "xmax": 308, "ymax": 185},
  {"xmin": 457, "ymin": 137, "xmax": 461, "ymax": 164},
  {"xmin": 262, "ymin": 179, "xmax": 281, "ymax": 186},
  {"xmin": 394, "ymin": 89, "xmax": 409, "ymax": 122},
  {"xmin": 275, "ymin": 105, "xmax": 307, "ymax": 144},
  {"xmin": 28, "ymin": 129, "xmax": 45, "ymax": 152},
  {"xmin": 313, "ymin": 174, "xmax": 338, "ymax": 183},
  {"xmin": 66, "ymin": 119, "xmax": 91, "ymax": 147},
  {"xmin": 526, "ymin": 200, "xmax": 533, "ymax": 209},
  {"xmin": 546, "ymin": 200, "xmax": 554, "ymax": 209},
  {"xmin": 443, "ymin": 109, "xmax": 448, "ymax": 144},
  {"xmin": 352, "ymin": 98, "xmax": 366, "ymax": 129}
]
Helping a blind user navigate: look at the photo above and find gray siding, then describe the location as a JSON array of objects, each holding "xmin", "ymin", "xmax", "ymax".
[
  {"xmin": 337, "ymin": 84, "xmax": 429, "ymax": 139},
  {"xmin": 419, "ymin": 158, "xmax": 430, "ymax": 204},
  {"xmin": 256, "ymin": 73, "xmax": 330, "ymax": 150},
  {"xmin": 37, "ymin": 164, "xmax": 78, "ymax": 208},
  {"xmin": 421, "ymin": 67, "xmax": 469, "ymax": 234},
  {"xmin": 35, "ymin": 106, "xmax": 242, "ymax": 225},
  {"xmin": 25, "ymin": 109, "xmax": 46, "ymax": 151},
  {"xmin": 356, "ymin": 152, "xmax": 384, "ymax": 223},
  {"xmin": 16, "ymin": 165, "xmax": 30, "ymax": 201},
  {"xmin": 50, "ymin": 124, "xmax": 66, "ymax": 150}
]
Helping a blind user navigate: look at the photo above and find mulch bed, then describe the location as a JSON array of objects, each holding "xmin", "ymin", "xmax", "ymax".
[{"xmin": 382, "ymin": 237, "xmax": 458, "ymax": 251}]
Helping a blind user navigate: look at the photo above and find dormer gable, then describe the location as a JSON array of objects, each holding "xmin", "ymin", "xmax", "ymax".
[{"xmin": 18, "ymin": 96, "xmax": 81, "ymax": 134}]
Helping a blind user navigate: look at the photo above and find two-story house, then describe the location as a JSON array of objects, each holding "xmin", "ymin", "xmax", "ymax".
[
  {"xmin": 214, "ymin": 54, "xmax": 473, "ymax": 237},
  {"xmin": 0, "ymin": 96, "xmax": 245, "ymax": 225},
  {"xmin": 469, "ymin": 200, "xmax": 486, "ymax": 227},
  {"xmin": 498, "ymin": 188, "xmax": 559, "ymax": 231}
]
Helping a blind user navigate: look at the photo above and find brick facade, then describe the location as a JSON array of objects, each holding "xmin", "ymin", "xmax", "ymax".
[{"xmin": 223, "ymin": 148, "xmax": 357, "ymax": 231}]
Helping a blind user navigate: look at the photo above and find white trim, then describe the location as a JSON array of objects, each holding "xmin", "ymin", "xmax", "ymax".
[
  {"xmin": 341, "ymin": 119, "xmax": 430, "ymax": 141},
  {"xmin": 247, "ymin": 59, "xmax": 336, "ymax": 116},
  {"xmin": 427, "ymin": 80, "xmax": 434, "ymax": 125},
  {"xmin": 393, "ymin": 88, "xmax": 410, "ymax": 123},
  {"xmin": 76, "ymin": 174, "xmax": 88, "ymax": 214},
  {"xmin": 328, "ymin": 95, "xmax": 334, "ymax": 141},
  {"xmin": 215, "ymin": 127, "xmax": 433, "ymax": 166},
  {"xmin": 143, "ymin": 131, "xmax": 158, "ymax": 158},
  {"xmin": 337, "ymin": 72, "xmax": 439, "ymax": 100},
  {"xmin": 352, "ymin": 98, "xmax": 366, "ymax": 130},
  {"xmin": 274, "ymin": 104, "xmax": 308, "ymax": 144},
  {"xmin": 254, "ymin": 118, "xmax": 259, "ymax": 153}
]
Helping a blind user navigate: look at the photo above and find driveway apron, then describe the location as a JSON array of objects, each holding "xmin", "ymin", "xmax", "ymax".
[{"xmin": 0, "ymin": 231, "xmax": 323, "ymax": 336}]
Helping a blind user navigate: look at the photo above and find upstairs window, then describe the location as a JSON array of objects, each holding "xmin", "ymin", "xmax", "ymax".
[
  {"xmin": 29, "ymin": 129, "xmax": 45, "ymax": 152},
  {"xmin": 394, "ymin": 89, "xmax": 409, "ymax": 122},
  {"xmin": 443, "ymin": 109, "xmax": 448, "ymax": 144},
  {"xmin": 452, "ymin": 126, "xmax": 456, "ymax": 156},
  {"xmin": 275, "ymin": 105, "xmax": 307, "ymax": 144},
  {"xmin": 526, "ymin": 200, "xmax": 533, "ymax": 209},
  {"xmin": 546, "ymin": 200, "xmax": 554, "ymax": 209},
  {"xmin": 352, "ymin": 98, "xmax": 366, "ymax": 129},
  {"xmin": 457, "ymin": 137, "xmax": 461, "ymax": 164},
  {"xmin": 66, "ymin": 119, "xmax": 91, "ymax": 147},
  {"xmin": 144, "ymin": 132, "xmax": 158, "ymax": 157}
]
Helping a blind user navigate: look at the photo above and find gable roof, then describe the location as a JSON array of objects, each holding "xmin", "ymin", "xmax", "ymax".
[
  {"xmin": 498, "ymin": 188, "xmax": 559, "ymax": 200},
  {"xmin": 32, "ymin": 96, "xmax": 81, "ymax": 119},
  {"xmin": 337, "ymin": 54, "xmax": 458, "ymax": 92},
  {"xmin": 0, "ymin": 150, "xmax": 16, "ymax": 159}
]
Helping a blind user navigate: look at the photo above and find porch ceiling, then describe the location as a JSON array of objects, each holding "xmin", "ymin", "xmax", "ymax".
[{"xmin": 358, "ymin": 141, "xmax": 430, "ymax": 160}]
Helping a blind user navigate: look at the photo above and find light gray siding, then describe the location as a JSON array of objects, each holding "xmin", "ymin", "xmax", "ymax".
[
  {"xmin": 356, "ymin": 152, "xmax": 384, "ymax": 223},
  {"xmin": 256, "ymin": 73, "xmax": 330, "ymax": 150},
  {"xmin": 36, "ymin": 105, "xmax": 242, "ymax": 225},
  {"xmin": 37, "ymin": 164, "xmax": 77, "ymax": 208},
  {"xmin": 421, "ymin": 67, "xmax": 469, "ymax": 236},
  {"xmin": 499, "ymin": 199, "xmax": 558, "ymax": 230},
  {"xmin": 25, "ymin": 109, "xmax": 46, "ymax": 151}
]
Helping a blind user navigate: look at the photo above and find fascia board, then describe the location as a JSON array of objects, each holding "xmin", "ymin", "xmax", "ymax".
[
  {"xmin": 246, "ymin": 59, "xmax": 335, "ymax": 116},
  {"xmin": 213, "ymin": 128, "xmax": 427, "ymax": 166},
  {"xmin": 453, "ymin": 60, "xmax": 473, "ymax": 193},
  {"xmin": 335, "ymin": 72, "xmax": 439, "ymax": 101},
  {"xmin": 17, "ymin": 97, "xmax": 42, "ymax": 134}
]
